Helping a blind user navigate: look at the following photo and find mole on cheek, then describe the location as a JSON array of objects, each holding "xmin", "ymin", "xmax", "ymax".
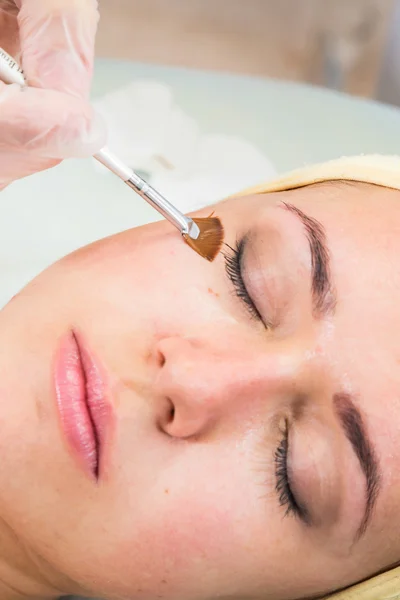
[{"xmin": 208, "ymin": 287, "xmax": 220, "ymax": 298}]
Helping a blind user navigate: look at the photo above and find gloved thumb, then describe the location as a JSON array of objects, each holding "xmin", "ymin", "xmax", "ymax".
[{"xmin": 16, "ymin": 0, "xmax": 99, "ymax": 100}]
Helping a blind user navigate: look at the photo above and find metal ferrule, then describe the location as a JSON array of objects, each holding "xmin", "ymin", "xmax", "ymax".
[{"xmin": 125, "ymin": 174, "xmax": 199, "ymax": 239}]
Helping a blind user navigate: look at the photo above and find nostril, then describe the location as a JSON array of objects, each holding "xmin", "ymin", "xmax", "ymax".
[
  {"xmin": 167, "ymin": 400, "xmax": 175, "ymax": 423},
  {"xmin": 157, "ymin": 397, "xmax": 175, "ymax": 434},
  {"xmin": 156, "ymin": 349, "xmax": 166, "ymax": 368}
]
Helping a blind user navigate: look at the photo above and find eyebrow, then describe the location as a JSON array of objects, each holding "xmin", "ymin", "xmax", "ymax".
[
  {"xmin": 334, "ymin": 393, "xmax": 382, "ymax": 539},
  {"xmin": 281, "ymin": 203, "xmax": 337, "ymax": 318}
]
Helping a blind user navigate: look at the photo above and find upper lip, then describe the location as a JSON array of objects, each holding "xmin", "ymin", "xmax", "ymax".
[{"xmin": 54, "ymin": 331, "xmax": 113, "ymax": 481}]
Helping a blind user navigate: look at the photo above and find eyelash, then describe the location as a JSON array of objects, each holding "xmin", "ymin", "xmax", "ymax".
[
  {"xmin": 275, "ymin": 424, "xmax": 306, "ymax": 521},
  {"xmin": 224, "ymin": 239, "xmax": 263, "ymax": 322}
]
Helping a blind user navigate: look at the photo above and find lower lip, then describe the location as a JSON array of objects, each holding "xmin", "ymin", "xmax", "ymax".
[{"xmin": 54, "ymin": 331, "xmax": 112, "ymax": 480}]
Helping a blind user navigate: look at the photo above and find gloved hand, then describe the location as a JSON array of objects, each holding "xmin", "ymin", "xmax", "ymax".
[{"xmin": 0, "ymin": 0, "xmax": 106, "ymax": 190}]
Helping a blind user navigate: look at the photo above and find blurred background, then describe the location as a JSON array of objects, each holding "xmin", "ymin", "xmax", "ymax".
[{"xmin": 96, "ymin": 0, "xmax": 400, "ymax": 105}]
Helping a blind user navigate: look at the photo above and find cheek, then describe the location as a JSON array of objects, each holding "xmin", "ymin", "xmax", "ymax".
[
  {"xmin": 157, "ymin": 479, "xmax": 236, "ymax": 559},
  {"xmin": 142, "ymin": 448, "xmax": 263, "ymax": 570},
  {"xmin": 69, "ymin": 229, "xmax": 219, "ymax": 321},
  {"xmin": 111, "ymin": 449, "xmax": 259, "ymax": 582}
]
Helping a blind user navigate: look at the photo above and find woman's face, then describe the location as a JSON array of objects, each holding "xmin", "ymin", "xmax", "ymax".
[{"xmin": 1, "ymin": 181, "xmax": 400, "ymax": 600}]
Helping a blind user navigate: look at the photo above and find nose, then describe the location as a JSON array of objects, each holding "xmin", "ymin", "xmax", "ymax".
[{"xmin": 153, "ymin": 334, "xmax": 319, "ymax": 438}]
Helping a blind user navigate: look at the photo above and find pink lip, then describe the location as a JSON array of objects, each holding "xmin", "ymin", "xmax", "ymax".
[{"xmin": 54, "ymin": 331, "xmax": 112, "ymax": 481}]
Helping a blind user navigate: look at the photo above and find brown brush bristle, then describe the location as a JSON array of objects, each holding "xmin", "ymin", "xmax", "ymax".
[{"xmin": 183, "ymin": 217, "xmax": 224, "ymax": 261}]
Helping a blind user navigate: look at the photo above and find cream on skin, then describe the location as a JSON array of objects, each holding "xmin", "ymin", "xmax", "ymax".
[{"xmin": 0, "ymin": 181, "xmax": 400, "ymax": 600}]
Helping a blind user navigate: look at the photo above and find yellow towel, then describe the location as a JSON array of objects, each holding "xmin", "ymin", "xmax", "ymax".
[
  {"xmin": 240, "ymin": 155, "xmax": 400, "ymax": 600},
  {"xmin": 235, "ymin": 154, "xmax": 400, "ymax": 196},
  {"xmin": 323, "ymin": 567, "xmax": 400, "ymax": 600}
]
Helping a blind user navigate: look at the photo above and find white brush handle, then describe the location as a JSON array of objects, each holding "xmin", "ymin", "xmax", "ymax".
[
  {"xmin": 0, "ymin": 48, "xmax": 25, "ymax": 86},
  {"xmin": 94, "ymin": 147, "xmax": 133, "ymax": 180},
  {"xmin": 0, "ymin": 48, "xmax": 199, "ymax": 238},
  {"xmin": 95, "ymin": 147, "xmax": 198, "ymax": 236}
]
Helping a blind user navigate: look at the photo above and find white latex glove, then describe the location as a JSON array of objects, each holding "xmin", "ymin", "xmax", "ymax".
[{"xmin": 0, "ymin": 0, "xmax": 106, "ymax": 190}]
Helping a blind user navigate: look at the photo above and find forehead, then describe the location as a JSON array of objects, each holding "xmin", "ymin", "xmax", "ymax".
[
  {"xmin": 288, "ymin": 180, "xmax": 400, "ymax": 235},
  {"xmin": 289, "ymin": 182, "xmax": 400, "ymax": 324},
  {"xmin": 285, "ymin": 183, "xmax": 400, "ymax": 530},
  {"xmin": 279, "ymin": 181, "xmax": 400, "ymax": 367}
]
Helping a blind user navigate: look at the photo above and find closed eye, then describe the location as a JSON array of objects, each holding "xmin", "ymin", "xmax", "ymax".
[
  {"xmin": 275, "ymin": 423, "xmax": 310, "ymax": 524},
  {"xmin": 223, "ymin": 238, "xmax": 265, "ymax": 324}
]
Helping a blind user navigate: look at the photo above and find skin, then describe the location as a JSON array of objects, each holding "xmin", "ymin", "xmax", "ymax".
[{"xmin": 0, "ymin": 181, "xmax": 400, "ymax": 600}]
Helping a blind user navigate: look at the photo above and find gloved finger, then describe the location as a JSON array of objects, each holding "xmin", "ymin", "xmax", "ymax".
[
  {"xmin": 0, "ymin": 81, "xmax": 106, "ymax": 158},
  {"xmin": 17, "ymin": 0, "xmax": 99, "ymax": 99},
  {"xmin": 0, "ymin": 150, "xmax": 60, "ymax": 190}
]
